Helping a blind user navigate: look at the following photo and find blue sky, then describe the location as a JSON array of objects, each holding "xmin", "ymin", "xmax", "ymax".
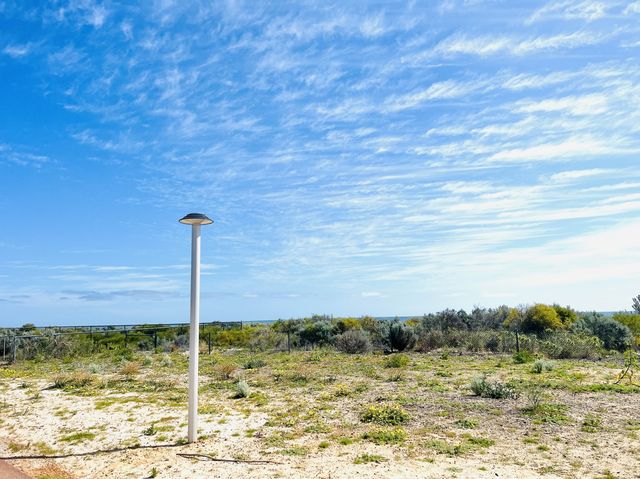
[{"xmin": 1, "ymin": 0, "xmax": 640, "ymax": 326}]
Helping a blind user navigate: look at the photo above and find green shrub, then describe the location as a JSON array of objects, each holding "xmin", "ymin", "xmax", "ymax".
[
  {"xmin": 244, "ymin": 358, "xmax": 267, "ymax": 369},
  {"xmin": 299, "ymin": 320, "xmax": 334, "ymax": 347},
  {"xmin": 415, "ymin": 329, "xmax": 445, "ymax": 351},
  {"xmin": 387, "ymin": 322, "xmax": 417, "ymax": 352},
  {"xmin": 613, "ymin": 312, "xmax": 640, "ymax": 344},
  {"xmin": 470, "ymin": 376, "xmax": 518, "ymax": 399},
  {"xmin": 539, "ymin": 331, "xmax": 602, "ymax": 359},
  {"xmin": 51, "ymin": 371, "xmax": 94, "ymax": 390},
  {"xmin": 523, "ymin": 403, "xmax": 570, "ymax": 424},
  {"xmin": 581, "ymin": 414, "xmax": 602, "ymax": 433},
  {"xmin": 522, "ymin": 304, "xmax": 563, "ymax": 335},
  {"xmin": 455, "ymin": 418, "xmax": 478, "ymax": 429},
  {"xmin": 513, "ymin": 351, "xmax": 534, "ymax": 364},
  {"xmin": 354, "ymin": 453, "xmax": 388, "ymax": 464},
  {"xmin": 363, "ymin": 427, "xmax": 407, "ymax": 444},
  {"xmin": 532, "ymin": 359, "xmax": 554, "ymax": 373},
  {"xmin": 384, "ymin": 354, "xmax": 410, "ymax": 368},
  {"xmin": 360, "ymin": 404, "xmax": 410, "ymax": 425},
  {"xmin": 552, "ymin": 304, "xmax": 578, "ymax": 327},
  {"xmin": 572, "ymin": 313, "xmax": 633, "ymax": 352},
  {"xmin": 233, "ymin": 380, "xmax": 250, "ymax": 399},
  {"xmin": 484, "ymin": 333, "xmax": 501, "ymax": 352},
  {"xmin": 334, "ymin": 329, "xmax": 372, "ymax": 354}
]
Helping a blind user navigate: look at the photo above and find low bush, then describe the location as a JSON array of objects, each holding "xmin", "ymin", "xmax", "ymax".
[
  {"xmin": 581, "ymin": 414, "xmax": 602, "ymax": 433},
  {"xmin": 415, "ymin": 329, "xmax": 445, "ymax": 351},
  {"xmin": 384, "ymin": 354, "xmax": 410, "ymax": 368},
  {"xmin": 334, "ymin": 329, "xmax": 372, "ymax": 354},
  {"xmin": 363, "ymin": 427, "xmax": 407, "ymax": 444},
  {"xmin": 354, "ymin": 453, "xmax": 388, "ymax": 464},
  {"xmin": 470, "ymin": 376, "xmax": 519, "ymax": 399},
  {"xmin": 120, "ymin": 361, "xmax": 141, "ymax": 377},
  {"xmin": 513, "ymin": 351, "xmax": 534, "ymax": 364},
  {"xmin": 572, "ymin": 313, "xmax": 633, "ymax": 352},
  {"xmin": 387, "ymin": 322, "xmax": 417, "ymax": 352},
  {"xmin": 244, "ymin": 358, "xmax": 267, "ymax": 369},
  {"xmin": 360, "ymin": 404, "xmax": 410, "ymax": 425},
  {"xmin": 532, "ymin": 359, "xmax": 554, "ymax": 374},
  {"xmin": 51, "ymin": 371, "xmax": 94, "ymax": 390},
  {"xmin": 233, "ymin": 380, "xmax": 250, "ymax": 399},
  {"xmin": 215, "ymin": 363, "xmax": 237, "ymax": 380},
  {"xmin": 539, "ymin": 331, "xmax": 601, "ymax": 359},
  {"xmin": 523, "ymin": 403, "xmax": 570, "ymax": 424}
]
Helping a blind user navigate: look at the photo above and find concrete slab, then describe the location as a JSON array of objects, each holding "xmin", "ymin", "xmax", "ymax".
[{"xmin": 0, "ymin": 460, "xmax": 31, "ymax": 478}]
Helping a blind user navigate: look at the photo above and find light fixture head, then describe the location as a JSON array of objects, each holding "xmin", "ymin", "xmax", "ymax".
[{"xmin": 179, "ymin": 213, "xmax": 213, "ymax": 225}]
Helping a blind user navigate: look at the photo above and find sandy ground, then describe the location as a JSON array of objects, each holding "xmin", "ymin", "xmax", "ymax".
[
  {"xmin": 0, "ymin": 380, "xmax": 539, "ymax": 479},
  {"xmin": 1, "ymin": 353, "xmax": 639, "ymax": 479}
]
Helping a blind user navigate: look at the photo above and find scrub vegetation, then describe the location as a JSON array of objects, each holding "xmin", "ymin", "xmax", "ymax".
[{"xmin": 1, "ymin": 300, "xmax": 639, "ymax": 478}]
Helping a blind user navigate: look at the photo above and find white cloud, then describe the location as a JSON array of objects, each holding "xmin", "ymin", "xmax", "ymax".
[
  {"xmin": 427, "ymin": 31, "xmax": 604, "ymax": 58},
  {"xmin": 2, "ymin": 43, "xmax": 32, "ymax": 58},
  {"xmin": 548, "ymin": 168, "xmax": 611, "ymax": 182},
  {"xmin": 361, "ymin": 291, "xmax": 384, "ymax": 297},
  {"xmin": 87, "ymin": 6, "xmax": 107, "ymax": 27},
  {"xmin": 486, "ymin": 137, "xmax": 616, "ymax": 163},
  {"xmin": 516, "ymin": 94, "xmax": 609, "ymax": 115},
  {"xmin": 385, "ymin": 79, "xmax": 479, "ymax": 111},
  {"xmin": 120, "ymin": 21, "xmax": 133, "ymax": 40},
  {"xmin": 624, "ymin": 1, "xmax": 640, "ymax": 14},
  {"xmin": 528, "ymin": 1, "xmax": 609, "ymax": 23}
]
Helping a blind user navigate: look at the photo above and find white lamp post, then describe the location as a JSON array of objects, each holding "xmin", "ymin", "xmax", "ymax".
[{"xmin": 179, "ymin": 212, "xmax": 213, "ymax": 443}]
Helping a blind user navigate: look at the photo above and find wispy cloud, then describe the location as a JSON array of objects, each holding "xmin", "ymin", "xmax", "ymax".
[
  {"xmin": 2, "ymin": 43, "xmax": 33, "ymax": 58},
  {"xmin": 528, "ymin": 1, "xmax": 609, "ymax": 23}
]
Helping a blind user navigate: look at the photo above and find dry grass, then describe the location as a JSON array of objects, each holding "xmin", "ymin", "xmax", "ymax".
[
  {"xmin": 30, "ymin": 462, "xmax": 76, "ymax": 479},
  {"xmin": 1, "ymin": 350, "xmax": 639, "ymax": 479}
]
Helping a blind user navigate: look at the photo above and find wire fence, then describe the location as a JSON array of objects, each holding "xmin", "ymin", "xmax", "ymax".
[{"xmin": 0, "ymin": 321, "xmax": 247, "ymax": 363}]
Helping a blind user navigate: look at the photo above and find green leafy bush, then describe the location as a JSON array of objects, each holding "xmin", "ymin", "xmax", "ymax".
[
  {"xmin": 384, "ymin": 354, "xmax": 410, "ymax": 368},
  {"xmin": 613, "ymin": 312, "xmax": 640, "ymax": 344},
  {"xmin": 532, "ymin": 359, "xmax": 554, "ymax": 373},
  {"xmin": 334, "ymin": 329, "xmax": 372, "ymax": 354},
  {"xmin": 415, "ymin": 329, "xmax": 445, "ymax": 351},
  {"xmin": 522, "ymin": 304, "xmax": 563, "ymax": 334},
  {"xmin": 233, "ymin": 380, "xmax": 250, "ymax": 399},
  {"xmin": 363, "ymin": 427, "xmax": 407, "ymax": 444},
  {"xmin": 470, "ymin": 376, "xmax": 519, "ymax": 399},
  {"xmin": 360, "ymin": 404, "xmax": 410, "ymax": 425},
  {"xmin": 572, "ymin": 313, "xmax": 633, "ymax": 352},
  {"xmin": 354, "ymin": 453, "xmax": 388, "ymax": 464},
  {"xmin": 51, "ymin": 371, "xmax": 94, "ymax": 390},
  {"xmin": 539, "ymin": 331, "xmax": 602, "ymax": 359},
  {"xmin": 244, "ymin": 358, "xmax": 267, "ymax": 369},
  {"xmin": 513, "ymin": 351, "xmax": 534, "ymax": 364},
  {"xmin": 387, "ymin": 322, "xmax": 417, "ymax": 352},
  {"xmin": 552, "ymin": 304, "xmax": 578, "ymax": 327}
]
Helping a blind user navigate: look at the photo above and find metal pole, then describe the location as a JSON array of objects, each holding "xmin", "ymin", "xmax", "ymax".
[{"xmin": 188, "ymin": 223, "xmax": 201, "ymax": 443}]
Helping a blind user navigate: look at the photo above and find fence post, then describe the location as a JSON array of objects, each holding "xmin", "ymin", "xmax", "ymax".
[
  {"xmin": 12, "ymin": 336, "xmax": 17, "ymax": 363},
  {"xmin": 2, "ymin": 336, "xmax": 5, "ymax": 359},
  {"xmin": 207, "ymin": 331, "xmax": 211, "ymax": 355},
  {"xmin": 154, "ymin": 331, "xmax": 158, "ymax": 350},
  {"xmin": 124, "ymin": 329, "xmax": 129, "ymax": 348}
]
